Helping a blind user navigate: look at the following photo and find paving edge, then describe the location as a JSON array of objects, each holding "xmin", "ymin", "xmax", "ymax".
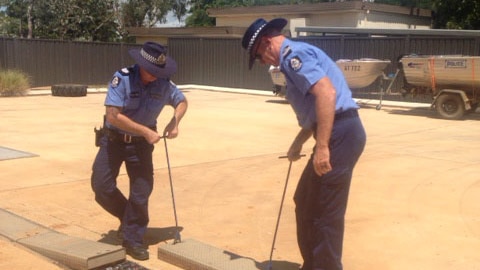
[
  {"xmin": 0, "ymin": 208, "xmax": 125, "ymax": 270},
  {"xmin": 157, "ymin": 238, "xmax": 258, "ymax": 270}
]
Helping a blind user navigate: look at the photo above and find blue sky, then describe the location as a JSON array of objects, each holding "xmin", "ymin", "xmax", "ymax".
[{"xmin": 156, "ymin": 10, "xmax": 187, "ymax": 27}]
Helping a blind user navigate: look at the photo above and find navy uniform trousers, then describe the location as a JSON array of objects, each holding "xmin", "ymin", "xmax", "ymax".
[
  {"xmin": 91, "ymin": 135, "xmax": 154, "ymax": 248},
  {"xmin": 294, "ymin": 110, "xmax": 366, "ymax": 270}
]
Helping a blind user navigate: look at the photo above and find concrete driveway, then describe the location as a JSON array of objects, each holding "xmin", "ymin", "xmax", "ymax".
[{"xmin": 0, "ymin": 88, "xmax": 479, "ymax": 270}]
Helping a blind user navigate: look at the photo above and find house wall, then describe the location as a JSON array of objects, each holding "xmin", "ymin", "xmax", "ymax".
[
  {"xmin": 211, "ymin": 2, "xmax": 432, "ymax": 29},
  {"xmin": 290, "ymin": 18, "xmax": 306, "ymax": 37},
  {"xmin": 216, "ymin": 11, "xmax": 430, "ymax": 34},
  {"xmin": 307, "ymin": 12, "xmax": 362, "ymax": 28},
  {"xmin": 215, "ymin": 16, "xmax": 281, "ymax": 27},
  {"xmin": 134, "ymin": 36, "xmax": 169, "ymax": 45},
  {"xmin": 361, "ymin": 11, "xmax": 431, "ymax": 29},
  {"xmin": 216, "ymin": 16, "xmax": 298, "ymax": 37}
]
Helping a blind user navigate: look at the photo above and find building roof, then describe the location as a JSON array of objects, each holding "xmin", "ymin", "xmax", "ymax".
[
  {"xmin": 127, "ymin": 26, "xmax": 247, "ymax": 39},
  {"xmin": 127, "ymin": 1, "xmax": 434, "ymax": 43},
  {"xmin": 296, "ymin": 26, "xmax": 480, "ymax": 37},
  {"xmin": 207, "ymin": 1, "xmax": 431, "ymax": 18}
]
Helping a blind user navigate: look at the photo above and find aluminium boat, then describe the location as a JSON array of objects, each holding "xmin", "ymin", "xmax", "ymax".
[
  {"xmin": 336, "ymin": 58, "xmax": 391, "ymax": 89},
  {"xmin": 399, "ymin": 54, "xmax": 480, "ymax": 119},
  {"xmin": 269, "ymin": 58, "xmax": 391, "ymax": 96},
  {"xmin": 399, "ymin": 54, "xmax": 480, "ymax": 91}
]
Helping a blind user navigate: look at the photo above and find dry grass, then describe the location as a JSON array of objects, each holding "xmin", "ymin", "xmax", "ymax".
[{"xmin": 0, "ymin": 70, "xmax": 31, "ymax": 97}]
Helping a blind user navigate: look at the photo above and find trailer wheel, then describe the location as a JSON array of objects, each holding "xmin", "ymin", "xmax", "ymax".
[
  {"xmin": 51, "ymin": 84, "xmax": 87, "ymax": 97},
  {"xmin": 273, "ymin": 85, "xmax": 286, "ymax": 97},
  {"xmin": 466, "ymin": 103, "xmax": 478, "ymax": 114},
  {"xmin": 435, "ymin": 93, "xmax": 465, "ymax": 120}
]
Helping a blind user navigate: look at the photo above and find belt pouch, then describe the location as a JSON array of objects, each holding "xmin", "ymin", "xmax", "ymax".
[{"xmin": 94, "ymin": 127, "xmax": 104, "ymax": 147}]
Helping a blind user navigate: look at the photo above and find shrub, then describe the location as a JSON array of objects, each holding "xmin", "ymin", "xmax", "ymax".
[{"xmin": 0, "ymin": 70, "xmax": 31, "ymax": 97}]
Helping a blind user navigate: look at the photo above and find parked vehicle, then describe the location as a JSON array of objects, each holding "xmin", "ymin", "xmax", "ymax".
[
  {"xmin": 336, "ymin": 58, "xmax": 391, "ymax": 89},
  {"xmin": 269, "ymin": 58, "xmax": 391, "ymax": 96},
  {"xmin": 400, "ymin": 54, "xmax": 480, "ymax": 119},
  {"xmin": 269, "ymin": 65, "xmax": 287, "ymax": 96}
]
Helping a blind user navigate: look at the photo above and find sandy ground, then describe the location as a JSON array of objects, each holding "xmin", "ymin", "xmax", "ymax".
[{"xmin": 0, "ymin": 89, "xmax": 479, "ymax": 270}]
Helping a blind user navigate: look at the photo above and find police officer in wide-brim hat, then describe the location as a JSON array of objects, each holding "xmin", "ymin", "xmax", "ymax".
[
  {"xmin": 91, "ymin": 41, "xmax": 187, "ymax": 261},
  {"xmin": 128, "ymin": 41, "xmax": 177, "ymax": 78}
]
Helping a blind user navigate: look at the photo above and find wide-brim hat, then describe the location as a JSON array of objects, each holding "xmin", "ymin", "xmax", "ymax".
[
  {"xmin": 128, "ymin": 41, "xmax": 177, "ymax": 79},
  {"xmin": 242, "ymin": 18, "xmax": 287, "ymax": 70}
]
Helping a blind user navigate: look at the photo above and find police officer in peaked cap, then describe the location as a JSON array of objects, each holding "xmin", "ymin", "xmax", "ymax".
[{"xmin": 242, "ymin": 18, "xmax": 366, "ymax": 270}]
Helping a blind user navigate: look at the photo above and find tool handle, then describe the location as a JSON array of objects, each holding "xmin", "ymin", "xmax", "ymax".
[{"xmin": 278, "ymin": 154, "xmax": 306, "ymax": 159}]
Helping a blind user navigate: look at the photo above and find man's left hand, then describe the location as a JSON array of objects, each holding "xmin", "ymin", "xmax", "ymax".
[{"xmin": 313, "ymin": 146, "xmax": 332, "ymax": 176}]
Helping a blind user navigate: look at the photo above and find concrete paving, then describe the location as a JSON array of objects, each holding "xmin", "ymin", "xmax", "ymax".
[
  {"xmin": 0, "ymin": 87, "xmax": 479, "ymax": 270},
  {"xmin": 157, "ymin": 238, "xmax": 261, "ymax": 269},
  {"xmin": 0, "ymin": 208, "xmax": 125, "ymax": 270}
]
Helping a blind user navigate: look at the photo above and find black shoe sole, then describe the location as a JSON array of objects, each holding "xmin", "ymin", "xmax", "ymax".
[{"xmin": 125, "ymin": 248, "xmax": 149, "ymax": 261}]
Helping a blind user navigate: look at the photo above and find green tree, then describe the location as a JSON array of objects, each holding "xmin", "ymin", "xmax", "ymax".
[
  {"xmin": 5, "ymin": 0, "xmax": 120, "ymax": 41},
  {"xmin": 0, "ymin": 7, "xmax": 8, "ymax": 36},
  {"xmin": 3, "ymin": 0, "xmax": 184, "ymax": 40},
  {"xmin": 121, "ymin": 0, "xmax": 172, "ymax": 27},
  {"xmin": 185, "ymin": 0, "xmax": 215, "ymax": 26},
  {"xmin": 375, "ymin": 0, "xmax": 433, "ymax": 9},
  {"xmin": 172, "ymin": 0, "xmax": 188, "ymax": 24},
  {"xmin": 38, "ymin": 0, "xmax": 119, "ymax": 41},
  {"xmin": 4, "ymin": 0, "xmax": 30, "ymax": 38},
  {"xmin": 432, "ymin": 0, "xmax": 480, "ymax": 29}
]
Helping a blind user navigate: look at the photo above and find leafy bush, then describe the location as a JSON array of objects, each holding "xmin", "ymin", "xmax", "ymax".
[{"xmin": 0, "ymin": 70, "xmax": 31, "ymax": 97}]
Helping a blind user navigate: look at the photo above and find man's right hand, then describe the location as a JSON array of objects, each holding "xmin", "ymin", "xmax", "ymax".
[
  {"xmin": 287, "ymin": 128, "xmax": 312, "ymax": 162},
  {"xmin": 287, "ymin": 142, "xmax": 303, "ymax": 161},
  {"xmin": 144, "ymin": 130, "xmax": 162, "ymax": 144}
]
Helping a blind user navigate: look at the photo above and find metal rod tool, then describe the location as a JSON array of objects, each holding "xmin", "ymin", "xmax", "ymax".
[
  {"xmin": 163, "ymin": 136, "xmax": 181, "ymax": 244},
  {"xmin": 267, "ymin": 154, "xmax": 305, "ymax": 270}
]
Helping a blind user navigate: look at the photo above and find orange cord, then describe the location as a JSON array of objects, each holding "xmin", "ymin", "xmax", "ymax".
[{"xmin": 429, "ymin": 57, "xmax": 436, "ymax": 92}]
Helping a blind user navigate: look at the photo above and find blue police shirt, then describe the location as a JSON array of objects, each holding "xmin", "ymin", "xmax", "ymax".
[
  {"xmin": 104, "ymin": 64, "xmax": 186, "ymax": 134},
  {"xmin": 280, "ymin": 39, "xmax": 358, "ymax": 130}
]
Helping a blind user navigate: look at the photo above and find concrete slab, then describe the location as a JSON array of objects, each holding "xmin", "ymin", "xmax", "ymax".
[
  {"xmin": 0, "ymin": 146, "xmax": 37, "ymax": 161},
  {"xmin": 0, "ymin": 209, "xmax": 125, "ymax": 270},
  {"xmin": 158, "ymin": 238, "xmax": 258, "ymax": 270},
  {"xmin": 19, "ymin": 231, "xmax": 125, "ymax": 270},
  {"xmin": 0, "ymin": 88, "xmax": 479, "ymax": 270},
  {"xmin": 0, "ymin": 208, "xmax": 50, "ymax": 241}
]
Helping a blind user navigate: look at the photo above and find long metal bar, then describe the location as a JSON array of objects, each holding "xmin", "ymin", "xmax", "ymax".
[
  {"xmin": 163, "ymin": 136, "xmax": 182, "ymax": 244},
  {"xmin": 267, "ymin": 159, "xmax": 293, "ymax": 270}
]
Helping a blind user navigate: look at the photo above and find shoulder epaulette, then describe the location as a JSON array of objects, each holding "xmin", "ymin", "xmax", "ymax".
[
  {"xmin": 118, "ymin": 66, "xmax": 134, "ymax": 76},
  {"xmin": 283, "ymin": 45, "xmax": 292, "ymax": 58},
  {"xmin": 119, "ymin": 68, "xmax": 129, "ymax": 76}
]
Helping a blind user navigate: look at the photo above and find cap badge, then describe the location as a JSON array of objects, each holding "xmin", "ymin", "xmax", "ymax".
[
  {"xmin": 157, "ymin": 54, "xmax": 166, "ymax": 65},
  {"xmin": 141, "ymin": 48, "xmax": 167, "ymax": 66}
]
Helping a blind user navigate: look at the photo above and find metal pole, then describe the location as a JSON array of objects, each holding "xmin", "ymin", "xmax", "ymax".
[
  {"xmin": 163, "ymin": 136, "xmax": 181, "ymax": 244},
  {"xmin": 267, "ymin": 159, "xmax": 293, "ymax": 270}
]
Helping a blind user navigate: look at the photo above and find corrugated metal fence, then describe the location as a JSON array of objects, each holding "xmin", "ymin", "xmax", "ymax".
[
  {"xmin": 169, "ymin": 35, "xmax": 480, "ymax": 103},
  {"xmin": 1, "ymin": 35, "xmax": 479, "ymax": 103},
  {"xmin": 0, "ymin": 38, "xmax": 141, "ymax": 87}
]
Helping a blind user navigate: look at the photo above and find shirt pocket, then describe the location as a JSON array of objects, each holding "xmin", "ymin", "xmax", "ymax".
[
  {"xmin": 124, "ymin": 91, "xmax": 141, "ymax": 110},
  {"xmin": 147, "ymin": 90, "xmax": 166, "ymax": 113}
]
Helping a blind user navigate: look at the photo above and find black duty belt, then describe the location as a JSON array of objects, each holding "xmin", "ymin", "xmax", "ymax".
[
  {"xmin": 311, "ymin": 109, "xmax": 359, "ymax": 139},
  {"xmin": 105, "ymin": 128, "xmax": 146, "ymax": 144},
  {"xmin": 334, "ymin": 109, "xmax": 358, "ymax": 121}
]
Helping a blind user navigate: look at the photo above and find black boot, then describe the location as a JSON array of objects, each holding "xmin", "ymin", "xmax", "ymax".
[{"xmin": 123, "ymin": 245, "xmax": 149, "ymax": 261}]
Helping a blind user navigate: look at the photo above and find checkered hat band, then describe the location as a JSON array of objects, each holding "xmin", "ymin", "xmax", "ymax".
[
  {"xmin": 247, "ymin": 23, "xmax": 267, "ymax": 52},
  {"xmin": 140, "ymin": 48, "xmax": 166, "ymax": 65}
]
